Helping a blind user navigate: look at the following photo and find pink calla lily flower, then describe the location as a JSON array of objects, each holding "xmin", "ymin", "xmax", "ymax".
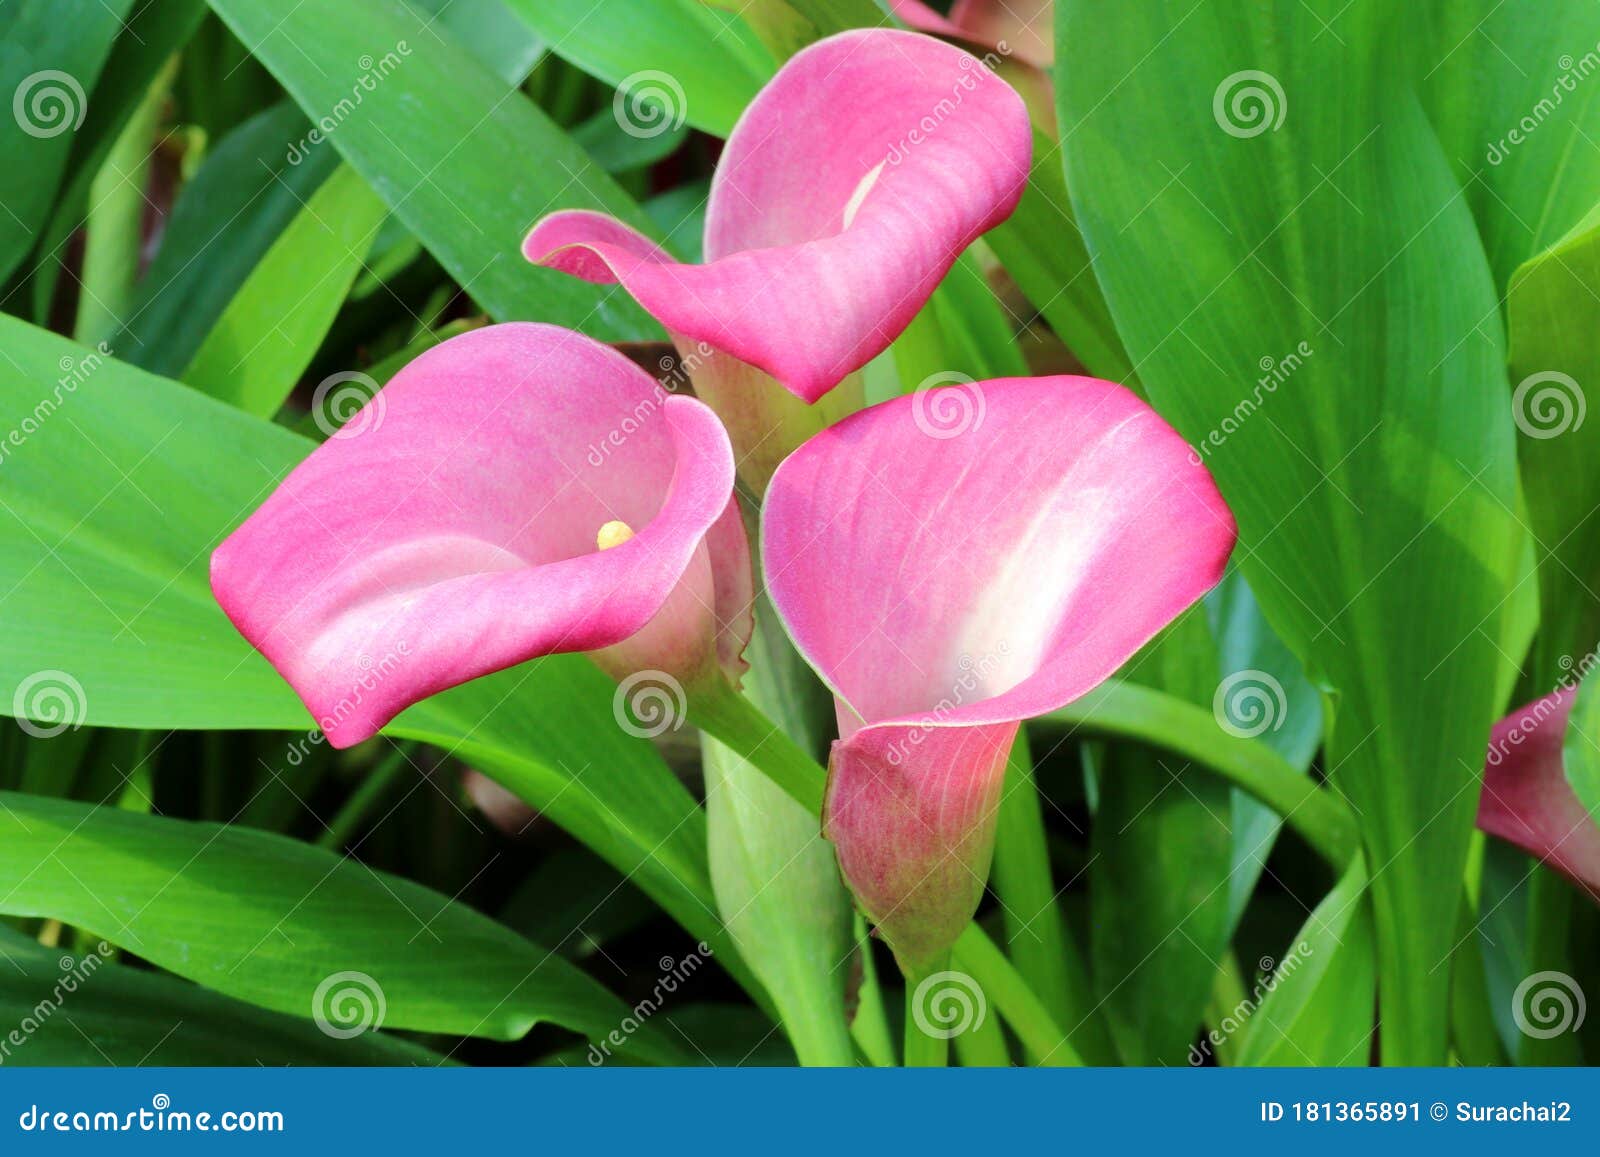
[
  {"xmin": 211, "ymin": 323, "xmax": 752, "ymax": 748},
  {"xmin": 761, "ymin": 376, "xmax": 1237, "ymax": 968},
  {"xmin": 524, "ymin": 29, "xmax": 1031, "ymax": 488},
  {"xmin": 889, "ymin": 0, "xmax": 1055, "ymax": 69},
  {"xmin": 1478, "ymin": 688, "xmax": 1600, "ymax": 901}
]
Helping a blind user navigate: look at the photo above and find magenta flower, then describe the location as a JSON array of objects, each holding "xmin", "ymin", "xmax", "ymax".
[
  {"xmin": 1478, "ymin": 688, "xmax": 1600, "ymax": 900},
  {"xmin": 761, "ymin": 376, "xmax": 1237, "ymax": 968},
  {"xmin": 524, "ymin": 29, "xmax": 1031, "ymax": 486},
  {"xmin": 211, "ymin": 323, "xmax": 751, "ymax": 748}
]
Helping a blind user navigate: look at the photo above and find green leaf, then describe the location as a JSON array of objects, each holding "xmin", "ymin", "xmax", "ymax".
[
  {"xmin": 0, "ymin": 0, "xmax": 137, "ymax": 284},
  {"xmin": 181, "ymin": 163, "xmax": 389, "ymax": 416},
  {"xmin": 111, "ymin": 101, "xmax": 341, "ymax": 378},
  {"xmin": 1206, "ymin": 570, "xmax": 1323, "ymax": 931},
  {"xmin": 205, "ymin": 0, "xmax": 660, "ymax": 341},
  {"xmin": 0, "ymin": 315, "xmax": 757, "ymax": 1001},
  {"xmin": 28, "ymin": 0, "xmax": 209, "ymax": 323},
  {"xmin": 1059, "ymin": 0, "xmax": 1519, "ymax": 1062},
  {"xmin": 501, "ymin": 0, "xmax": 773, "ymax": 137},
  {"xmin": 0, "ymin": 793, "xmax": 683, "ymax": 1061},
  {"xmin": 1416, "ymin": 2, "xmax": 1600, "ymax": 291},
  {"xmin": 703, "ymin": 595, "xmax": 853, "ymax": 1066},
  {"xmin": 1506, "ymin": 208, "xmax": 1600, "ymax": 675},
  {"xmin": 1089, "ymin": 607, "xmax": 1233, "ymax": 1064},
  {"xmin": 1234, "ymin": 858, "xmax": 1375, "ymax": 1066},
  {"xmin": 0, "ymin": 927, "xmax": 442, "ymax": 1065},
  {"xmin": 986, "ymin": 130, "xmax": 1133, "ymax": 382}
]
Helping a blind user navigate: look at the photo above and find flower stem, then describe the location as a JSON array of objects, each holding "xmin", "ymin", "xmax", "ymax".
[
  {"xmin": 688, "ymin": 680, "xmax": 826, "ymax": 815},
  {"xmin": 902, "ymin": 952, "xmax": 951, "ymax": 1068}
]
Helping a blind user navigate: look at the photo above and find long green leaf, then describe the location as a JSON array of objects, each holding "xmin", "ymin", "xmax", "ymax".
[
  {"xmin": 1059, "ymin": 0, "xmax": 1519, "ymax": 1062},
  {"xmin": 0, "ymin": 793, "xmax": 682, "ymax": 1061},
  {"xmin": 205, "ymin": 0, "xmax": 660, "ymax": 340},
  {"xmin": 0, "ymin": 927, "xmax": 442, "ymax": 1065}
]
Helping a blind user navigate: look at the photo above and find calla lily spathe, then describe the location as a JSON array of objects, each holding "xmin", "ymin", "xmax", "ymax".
[
  {"xmin": 211, "ymin": 323, "xmax": 752, "ymax": 748},
  {"xmin": 524, "ymin": 29, "xmax": 1032, "ymax": 488},
  {"xmin": 1478, "ymin": 688, "xmax": 1600, "ymax": 901},
  {"xmin": 762, "ymin": 376, "xmax": 1237, "ymax": 968}
]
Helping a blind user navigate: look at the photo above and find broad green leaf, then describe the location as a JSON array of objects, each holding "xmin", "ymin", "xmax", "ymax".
[
  {"xmin": 0, "ymin": 315, "xmax": 756, "ymax": 1000},
  {"xmin": 408, "ymin": 0, "xmax": 546, "ymax": 84},
  {"xmin": 0, "ymin": 0, "xmax": 136, "ymax": 284},
  {"xmin": 111, "ymin": 101, "xmax": 341, "ymax": 377},
  {"xmin": 1235, "ymin": 858, "xmax": 1375, "ymax": 1066},
  {"xmin": 1506, "ymin": 208, "xmax": 1600, "ymax": 675},
  {"xmin": 572, "ymin": 108, "xmax": 689, "ymax": 175},
  {"xmin": 1088, "ymin": 607, "xmax": 1233, "ymax": 1064},
  {"xmin": 1416, "ymin": 2, "xmax": 1600, "ymax": 291},
  {"xmin": 182, "ymin": 163, "xmax": 389, "ymax": 415},
  {"xmin": 1060, "ymin": 0, "xmax": 1519, "ymax": 1062},
  {"xmin": 0, "ymin": 793, "xmax": 683, "ymax": 1061},
  {"xmin": 0, "ymin": 927, "xmax": 441, "ymax": 1065},
  {"xmin": 205, "ymin": 0, "xmax": 660, "ymax": 340},
  {"xmin": 500, "ymin": 0, "xmax": 773, "ymax": 137}
]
